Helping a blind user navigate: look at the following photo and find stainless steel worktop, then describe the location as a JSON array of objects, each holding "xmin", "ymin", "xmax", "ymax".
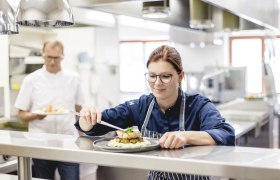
[
  {"xmin": 218, "ymin": 98, "xmax": 276, "ymax": 148},
  {"xmin": 0, "ymin": 174, "xmax": 42, "ymax": 180},
  {"xmin": 0, "ymin": 130, "xmax": 280, "ymax": 180}
]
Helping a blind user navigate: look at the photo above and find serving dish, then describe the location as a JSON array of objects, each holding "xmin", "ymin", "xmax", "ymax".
[{"xmin": 93, "ymin": 137, "xmax": 160, "ymax": 153}]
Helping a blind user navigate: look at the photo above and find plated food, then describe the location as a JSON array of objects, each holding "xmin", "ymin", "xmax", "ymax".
[
  {"xmin": 42, "ymin": 105, "xmax": 64, "ymax": 113},
  {"xmin": 32, "ymin": 105, "xmax": 68, "ymax": 115},
  {"xmin": 244, "ymin": 95, "xmax": 264, "ymax": 101},
  {"xmin": 107, "ymin": 127, "xmax": 151, "ymax": 148}
]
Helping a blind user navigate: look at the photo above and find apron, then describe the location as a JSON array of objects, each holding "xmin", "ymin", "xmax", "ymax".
[{"xmin": 141, "ymin": 93, "xmax": 212, "ymax": 180}]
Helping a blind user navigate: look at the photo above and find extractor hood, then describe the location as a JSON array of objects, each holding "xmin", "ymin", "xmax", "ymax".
[
  {"xmin": 72, "ymin": 0, "xmax": 269, "ymax": 31},
  {"xmin": 202, "ymin": 0, "xmax": 279, "ymax": 30},
  {"xmin": 69, "ymin": 0, "xmax": 274, "ymax": 46},
  {"xmin": 72, "ymin": 0, "xmax": 189, "ymax": 28}
]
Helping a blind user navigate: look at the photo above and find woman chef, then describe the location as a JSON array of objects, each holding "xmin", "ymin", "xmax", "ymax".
[{"xmin": 75, "ymin": 45, "xmax": 235, "ymax": 180}]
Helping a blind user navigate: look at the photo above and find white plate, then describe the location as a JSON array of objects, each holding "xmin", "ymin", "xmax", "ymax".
[
  {"xmin": 32, "ymin": 109, "xmax": 69, "ymax": 115},
  {"xmin": 93, "ymin": 137, "xmax": 160, "ymax": 153}
]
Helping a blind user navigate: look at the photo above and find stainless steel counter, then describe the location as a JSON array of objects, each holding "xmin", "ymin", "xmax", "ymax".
[
  {"xmin": 228, "ymin": 120, "xmax": 257, "ymax": 139},
  {"xmin": 0, "ymin": 160, "xmax": 17, "ymax": 174},
  {"xmin": 0, "ymin": 130, "xmax": 280, "ymax": 180},
  {"xmin": 0, "ymin": 174, "xmax": 42, "ymax": 180},
  {"xmin": 218, "ymin": 98, "xmax": 275, "ymax": 147}
]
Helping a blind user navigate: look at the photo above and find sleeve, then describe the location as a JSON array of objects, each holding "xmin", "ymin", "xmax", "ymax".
[
  {"xmin": 14, "ymin": 76, "xmax": 33, "ymax": 111},
  {"xmin": 199, "ymin": 98, "xmax": 235, "ymax": 146},
  {"xmin": 74, "ymin": 100, "xmax": 136, "ymax": 136}
]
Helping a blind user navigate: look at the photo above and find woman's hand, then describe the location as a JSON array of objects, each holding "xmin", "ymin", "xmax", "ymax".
[
  {"xmin": 79, "ymin": 107, "xmax": 102, "ymax": 131},
  {"xmin": 160, "ymin": 131, "xmax": 216, "ymax": 148},
  {"xmin": 159, "ymin": 131, "xmax": 188, "ymax": 149}
]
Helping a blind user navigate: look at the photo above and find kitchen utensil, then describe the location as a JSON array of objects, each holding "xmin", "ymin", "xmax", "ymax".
[{"xmin": 70, "ymin": 110, "xmax": 131, "ymax": 131}]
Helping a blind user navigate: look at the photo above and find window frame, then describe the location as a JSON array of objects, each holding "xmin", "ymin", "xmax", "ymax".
[{"xmin": 229, "ymin": 36, "xmax": 265, "ymax": 94}]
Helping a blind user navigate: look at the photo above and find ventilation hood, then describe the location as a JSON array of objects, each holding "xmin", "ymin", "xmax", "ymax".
[
  {"xmin": 202, "ymin": 0, "xmax": 279, "ymax": 30},
  {"xmin": 70, "ymin": 0, "xmax": 277, "ymax": 45},
  {"xmin": 72, "ymin": 0, "xmax": 273, "ymax": 30},
  {"xmin": 72, "ymin": 0, "xmax": 190, "ymax": 28}
]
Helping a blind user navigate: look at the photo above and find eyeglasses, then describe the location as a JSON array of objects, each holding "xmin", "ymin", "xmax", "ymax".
[
  {"xmin": 145, "ymin": 73, "xmax": 173, "ymax": 84},
  {"xmin": 43, "ymin": 55, "xmax": 63, "ymax": 62}
]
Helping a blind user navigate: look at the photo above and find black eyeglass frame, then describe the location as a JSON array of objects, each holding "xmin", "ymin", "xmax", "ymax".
[
  {"xmin": 43, "ymin": 55, "xmax": 64, "ymax": 62},
  {"xmin": 144, "ymin": 73, "xmax": 173, "ymax": 84}
]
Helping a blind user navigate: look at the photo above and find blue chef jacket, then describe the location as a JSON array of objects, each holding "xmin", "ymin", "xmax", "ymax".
[{"xmin": 75, "ymin": 91, "xmax": 235, "ymax": 146}]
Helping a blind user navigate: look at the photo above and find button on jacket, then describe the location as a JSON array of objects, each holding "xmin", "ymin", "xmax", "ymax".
[{"xmin": 75, "ymin": 90, "xmax": 235, "ymax": 146}]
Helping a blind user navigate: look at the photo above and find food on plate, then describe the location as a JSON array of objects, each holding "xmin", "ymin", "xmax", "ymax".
[
  {"xmin": 107, "ymin": 127, "xmax": 151, "ymax": 148},
  {"xmin": 42, "ymin": 105, "xmax": 64, "ymax": 113},
  {"xmin": 244, "ymin": 95, "xmax": 264, "ymax": 101}
]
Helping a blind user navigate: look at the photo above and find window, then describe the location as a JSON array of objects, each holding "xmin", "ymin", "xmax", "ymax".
[
  {"xmin": 269, "ymin": 38, "xmax": 280, "ymax": 93},
  {"xmin": 230, "ymin": 37, "xmax": 263, "ymax": 94},
  {"xmin": 120, "ymin": 41, "xmax": 170, "ymax": 92}
]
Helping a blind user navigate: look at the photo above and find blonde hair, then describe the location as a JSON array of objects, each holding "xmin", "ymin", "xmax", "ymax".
[{"xmin": 43, "ymin": 41, "xmax": 64, "ymax": 55}]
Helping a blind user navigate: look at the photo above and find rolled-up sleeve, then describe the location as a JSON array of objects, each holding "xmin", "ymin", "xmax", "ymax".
[
  {"xmin": 199, "ymin": 99, "xmax": 235, "ymax": 146},
  {"xmin": 75, "ymin": 101, "xmax": 135, "ymax": 136}
]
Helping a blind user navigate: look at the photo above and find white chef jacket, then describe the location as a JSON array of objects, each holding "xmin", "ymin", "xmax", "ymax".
[{"xmin": 15, "ymin": 66, "xmax": 85, "ymax": 135}]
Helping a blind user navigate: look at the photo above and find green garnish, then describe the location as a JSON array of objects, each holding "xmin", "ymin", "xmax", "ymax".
[{"xmin": 125, "ymin": 127, "xmax": 133, "ymax": 133}]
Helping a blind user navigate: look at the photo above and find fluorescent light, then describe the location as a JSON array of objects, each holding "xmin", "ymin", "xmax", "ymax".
[
  {"xmin": 118, "ymin": 15, "xmax": 170, "ymax": 32},
  {"xmin": 189, "ymin": 42, "xmax": 196, "ymax": 48},
  {"xmin": 213, "ymin": 39, "xmax": 223, "ymax": 45},
  {"xmin": 199, "ymin": 42, "xmax": 206, "ymax": 48},
  {"xmin": 73, "ymin": 7, "xmax": 115, "ymax": 27}
]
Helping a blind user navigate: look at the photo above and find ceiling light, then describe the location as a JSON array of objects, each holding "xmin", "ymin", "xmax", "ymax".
[
  {"xmin": 199, "ymin": 42, "xmax": 206, "ymax": 48},
  {"xmin": 16, "ymin": 0, "xmax": 74, "ymax": 27},
  {"xmin": 0, "ymin": 0, "xmax": 19, "ymax": 34},
  {"xmin": 118, "ymin": 15, "xmax": 170, "ymax": 32},
  {"xmin": 142, "ymin": 0, "xmax": 170, "ymax": 19},
  {"xmin": 189, "ymin": 42, "xmax": 196, "ymax": 48}
]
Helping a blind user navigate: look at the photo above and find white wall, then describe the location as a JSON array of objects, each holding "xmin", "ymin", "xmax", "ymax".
[
  {"xmin": 175, "ymin": 43, "xmax": 225, "ymax": 73},
  {"xmin": 94, "ymin": 26, "xmax": 120, "ymax": 109},
  {"xmin": 0, "ymin": 36, "xmax": 10, "ymax": 118},
  {"xmin": 53, "ymin": 27, "xmax": 96, "ymax": 105},
  {"xmin": 9, "ymin": 28, "xmax": 50, "ymax": 50},
  {"xmin": 119, "ymin": 26, "xmax": 169, "ymax": 41}
]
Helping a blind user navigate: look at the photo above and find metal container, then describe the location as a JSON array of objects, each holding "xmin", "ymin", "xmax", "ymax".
[{"xmin": 9, "ymin": 57, "xmax": 26, "ymax": 75}]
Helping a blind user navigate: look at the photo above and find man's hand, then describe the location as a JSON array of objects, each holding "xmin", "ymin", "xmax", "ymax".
[
  {"xmin": 18, "ymin": 110, "xmax": 46, "ymax": 123},
  {"xmin": 35, "ymin": 114, "xmax": 47, "ymax": 120}
]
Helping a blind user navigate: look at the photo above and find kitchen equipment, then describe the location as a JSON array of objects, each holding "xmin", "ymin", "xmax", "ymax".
[
  {"xmin": 9, "ymin": 57, "xmax": 26, "ymax": 75},
  {"xmin": 199, "ymin": 66, "xmax": 246, "ymax": 103},
  {"xmin": 16, "ymin": 0, "xmax": 74, "ymax": 27}
]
